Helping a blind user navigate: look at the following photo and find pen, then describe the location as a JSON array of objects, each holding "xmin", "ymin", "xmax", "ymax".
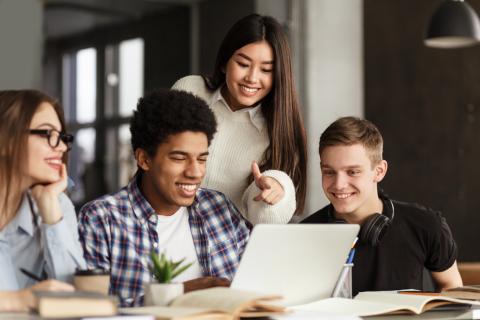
[
  {"xmin": 20, "ymin": 268, "xmax": 43, "ymax": 282},
  {"xmin": 345, "ymin": 237, "xmax": 358, "ymax": 264},
  {"xmin": 352, "ymin": 237, "xmax": 358, "ymax": 248},
  {"xmin": 398, "ymin": 291, "xmax": 439, "ymax": 296},
  {"xmin": 347, "ymin": 248, "xmax": 356, "ymax": 264}
]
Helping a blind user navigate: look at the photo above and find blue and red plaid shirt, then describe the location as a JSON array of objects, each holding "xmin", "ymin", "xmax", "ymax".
[{"xmin": 78, "ymin": 175, "xmax": 251, "ymax": 307}]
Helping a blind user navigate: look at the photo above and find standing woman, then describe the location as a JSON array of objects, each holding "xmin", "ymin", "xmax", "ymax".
[
  {"xmin": 0, "ymin": 90, "xmax": 86, "ymax": 312},
  {"xmin": 173, "ymin": 14, "xmax": 307, "ymax": 224}
]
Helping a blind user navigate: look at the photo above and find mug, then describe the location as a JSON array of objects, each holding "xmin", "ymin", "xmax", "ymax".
[{"xmin": 73, "ymin": 268, "xmax": 110, "ymax": 295}]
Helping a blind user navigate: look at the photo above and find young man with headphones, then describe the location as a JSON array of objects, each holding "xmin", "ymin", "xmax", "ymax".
[{"xmin": 301, "ymin": 116, "xmax": 462, "ymax": 295}]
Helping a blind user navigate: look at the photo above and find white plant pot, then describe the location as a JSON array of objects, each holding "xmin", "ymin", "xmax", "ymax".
[{"xmin": 143, "ymin": 282, "xmax": 184, "ymax": 306}]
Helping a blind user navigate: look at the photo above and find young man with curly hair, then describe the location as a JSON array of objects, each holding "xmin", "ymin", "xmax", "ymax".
[
  {"xmin": 78, "ymin": 89, "xmax": 251, "ymax": 307},
  {"xmin": 302, "ymin": 116, "xmax": 462, "ymax": 295}
]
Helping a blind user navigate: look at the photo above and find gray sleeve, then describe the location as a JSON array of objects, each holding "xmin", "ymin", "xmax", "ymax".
[
  {"xmin": 41, "ymin": 193, "xmax": 86, "ymax": 283},
  {"xmin": 0, "ymin": 240, "xmax": 18, "ymax": 290}
]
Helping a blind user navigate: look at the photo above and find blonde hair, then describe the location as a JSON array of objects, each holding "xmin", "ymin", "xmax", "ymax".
[{"xmin": 319, "ymin": 116, "xmax": 383, "ymax": 166}]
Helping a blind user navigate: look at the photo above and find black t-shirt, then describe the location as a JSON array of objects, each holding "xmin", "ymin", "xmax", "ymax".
[{"xmin": 301, "ymin": 199, "xmax": 457, "ymax": 295}]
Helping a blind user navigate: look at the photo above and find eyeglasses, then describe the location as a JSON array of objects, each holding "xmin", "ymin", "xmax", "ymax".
[{"xmin": 28, "ymin": 129, "xmax": 74, "ymax": 151}]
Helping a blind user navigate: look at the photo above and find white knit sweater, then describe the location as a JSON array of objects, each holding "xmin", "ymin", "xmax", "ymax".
[{"xmin": 172, "ymin": 75, "xmax": 296, "ymax": 224}]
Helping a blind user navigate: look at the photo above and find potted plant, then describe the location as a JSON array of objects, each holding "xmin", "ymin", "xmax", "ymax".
[{"xmin": 144, "ymin": 251, "xmax": 194, "ymax": 306}]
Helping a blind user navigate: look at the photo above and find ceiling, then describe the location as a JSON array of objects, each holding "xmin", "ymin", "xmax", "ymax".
[{"xmin": 43, "ymin": 0, "xmax": 203, "ymax": 39}]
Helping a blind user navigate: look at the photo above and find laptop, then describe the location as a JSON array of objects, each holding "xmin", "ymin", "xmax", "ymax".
[{"xmin": 230, "ymin": 224, "xmax": 359, "ymax": 306}]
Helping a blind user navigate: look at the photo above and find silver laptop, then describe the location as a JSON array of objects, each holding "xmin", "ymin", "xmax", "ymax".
[{"xmin": 231, "ymin": 224, "xmax": 359, "ymax": 306}]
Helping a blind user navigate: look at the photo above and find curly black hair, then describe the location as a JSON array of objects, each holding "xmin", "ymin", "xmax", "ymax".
[{"xmin": 130, "ymin": 89, "xmax": 217, "ymax": 156}]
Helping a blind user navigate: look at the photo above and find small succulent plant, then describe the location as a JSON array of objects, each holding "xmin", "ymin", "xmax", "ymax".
[{"xmin": 150, "ymin": 251, "xmax": 194, "ymax": 284}]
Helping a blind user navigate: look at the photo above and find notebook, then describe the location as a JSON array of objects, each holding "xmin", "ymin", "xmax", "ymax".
[{"xmin": 231, "ymin": 224, "xmax": 359, "ymax": 306}]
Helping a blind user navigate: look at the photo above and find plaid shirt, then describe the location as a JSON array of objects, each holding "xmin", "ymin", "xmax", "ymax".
[{"xmin": 78, "ymin": 175, "xmax": 251, "ymax": 307}]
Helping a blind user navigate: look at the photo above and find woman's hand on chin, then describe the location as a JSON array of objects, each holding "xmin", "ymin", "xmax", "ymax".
[{"xmin": 31, "ymin": 164, "xmax": 68, "ymax": 224}]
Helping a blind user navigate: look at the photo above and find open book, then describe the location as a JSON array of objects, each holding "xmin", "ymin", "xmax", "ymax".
[
  {"xmin": 290, "ymin": 291, "xmax": 480, "ymax": 317},
  {"xmin": 121, "ymin": 287, "xmax": 285, "ymax": 320},
  {"xmin": 35, "ymin": 291, "xmax": 117, "ymax": 318},
  {"xmin": 441, "ymin": 285, "xmax": 480, "ymax": 300}
]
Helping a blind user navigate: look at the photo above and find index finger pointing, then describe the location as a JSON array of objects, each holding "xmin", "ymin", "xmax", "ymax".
[{"xmin": 251, "ymin": 161, "xmax": 262, "ymax": 180}]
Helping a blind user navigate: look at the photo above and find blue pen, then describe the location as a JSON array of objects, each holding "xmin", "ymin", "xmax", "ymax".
[
  {"xmin": 347, "ymin": 248, "xmax": 356, "ymax": 264},
  {"xmin": 345, "ymin": 237, "xmax": 358, "ymax": 264}
]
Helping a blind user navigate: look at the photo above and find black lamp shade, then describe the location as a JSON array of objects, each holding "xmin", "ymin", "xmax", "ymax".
[{"xmin": 425, "ymin": 0, "xmax": 480, "ymax": 48}]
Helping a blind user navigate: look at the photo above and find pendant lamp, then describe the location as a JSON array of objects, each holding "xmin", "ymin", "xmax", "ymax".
[{"xmin": 425, "ymin": 0, "xmax": 480, "ymax": 48}]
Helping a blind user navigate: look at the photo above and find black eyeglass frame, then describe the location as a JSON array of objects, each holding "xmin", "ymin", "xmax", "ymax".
[{"xmin": 28, "ymin": 129, "xmax": 74, "ymax": 151}]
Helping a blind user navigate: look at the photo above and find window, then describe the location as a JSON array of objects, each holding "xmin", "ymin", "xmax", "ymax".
[
  {"xmin": 62, "ymin": 38, "xmax": 144, "ymax": 207},
  {"xmin": 76, "ymin": 48, "xmax": 96, "ymax": 123}
]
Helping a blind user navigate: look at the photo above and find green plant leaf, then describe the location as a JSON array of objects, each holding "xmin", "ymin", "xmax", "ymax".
[
  {"xmin": 171, "ymin": 261, "xmax": 194, "ymax": 280},
  {"xmin": 171, "ymin": 257, "xmax": 186, "ymax": 272},
  {"xmin": 164, "ymin": 262, "xmax": 173, "ymax": 283},
  {"xmin": 150, "ymin": 251, "xmax": 193, "ymax": 284},
  {"xmin": 150, "ymin": 251, "xmax": 163, "ymax": 281}
]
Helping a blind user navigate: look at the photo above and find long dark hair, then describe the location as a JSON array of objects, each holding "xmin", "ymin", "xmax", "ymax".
[
  {"xmin": 0, "ymin": 90, "xmax": 67, "ymax": 227},
  {"xmin": 205, "ymin": 14, "xmax": 307, "ymax": 215}
]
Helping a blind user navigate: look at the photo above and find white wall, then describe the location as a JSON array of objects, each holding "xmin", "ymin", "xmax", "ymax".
[
  {"xmin": 0, "ymin": 0, "xmax": 43, "ymax": 89},
  {"xmin": 302, "ymin": 0, "xmax": 364, "ymax": 216}
]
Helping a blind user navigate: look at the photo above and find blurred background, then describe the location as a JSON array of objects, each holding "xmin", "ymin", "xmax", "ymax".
[{"xmin": 1, "ymin": 0, "xmax": 480, "ymax": 262}]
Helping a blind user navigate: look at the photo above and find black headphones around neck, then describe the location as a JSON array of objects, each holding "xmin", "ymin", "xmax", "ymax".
[{"xmin": 328, "ymin": 193, "xmax": 395, "ymax": 247}]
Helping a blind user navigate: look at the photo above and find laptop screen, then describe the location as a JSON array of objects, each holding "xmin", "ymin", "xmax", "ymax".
[{"xmin": 231, "ymin": 224, "xmax": 359, "ymax": 306}]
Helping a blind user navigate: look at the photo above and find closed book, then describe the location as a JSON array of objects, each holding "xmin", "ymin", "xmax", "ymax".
[{"xmin": 35, "ymin": 291, "xmax": 117, "ymax": 318}]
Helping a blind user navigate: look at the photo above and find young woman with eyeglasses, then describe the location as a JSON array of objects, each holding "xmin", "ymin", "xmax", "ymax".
[
  {"xmin": 0, "ymin": 90, "xmax": 85, "ymax": 312},
  {"xmin": 173, "ymin": 14, "xmax": 307, "ymax": 225}
]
